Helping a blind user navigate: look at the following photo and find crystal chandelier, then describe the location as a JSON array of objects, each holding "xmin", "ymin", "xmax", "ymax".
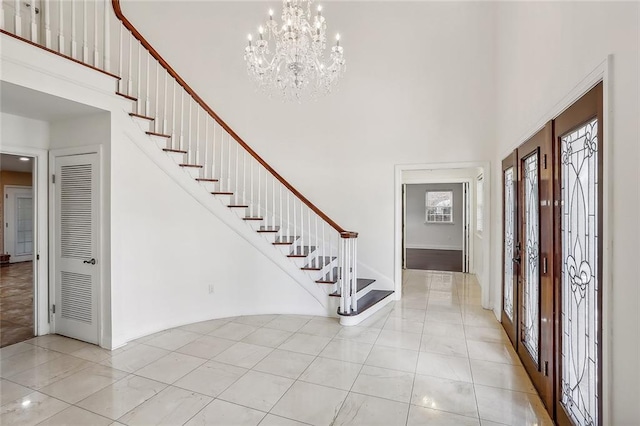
[{"xmin": 244, "ymin": 0, "xmax": 346, "ymax": 101}]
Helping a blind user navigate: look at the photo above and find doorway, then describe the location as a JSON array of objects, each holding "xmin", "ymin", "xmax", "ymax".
[
  {"xmin": 499, "ymin": 82, "xmax": 604, "ymax": 424},
  {"xmin": 403, "ymin": 183, "xmax": 466, "ymax": 272},
  {"xmin": 0, "ymin": 153, "xmax": 36, "ymax": 347}
]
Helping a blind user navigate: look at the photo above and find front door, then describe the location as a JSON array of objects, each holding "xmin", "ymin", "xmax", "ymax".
[
  {"xmin": 554, "ymin": 83, "xmax": 603, "ymax": 426},
  {"xmin": 517, "ymin": 122, "xmax": 555, "ymax": 414},
  {"xmin": 53, "ymin": 153, "xmax": 100, "ymax": 344}
]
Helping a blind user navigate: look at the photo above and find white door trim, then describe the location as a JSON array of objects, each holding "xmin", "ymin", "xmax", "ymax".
[
  {"xmin": 49, "ymin": 144, "xmax": 107, "ymax": 347},
  {"xmin": 394, "ymin": 161, "xmax": 491, "ymax": 308},
  {"xmin": 3, "ymin": 185, "xmax": 34, "ymax": 262},
  {"xmin": 0, "ymin": 146, "xmax": 49, "ymax": 336}
]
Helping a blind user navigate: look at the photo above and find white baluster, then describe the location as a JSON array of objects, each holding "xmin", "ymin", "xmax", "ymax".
[
  {"xmin": 315, "ymin": 214, "xmax": 318, "ymax": 266},
  {"xmin": 69, "ymin": 0, "xmax": 76, "ymax": 57},
  {"xmin": 82, "ymin": 0, "xmax": 88, "ymax": 61},
  {"xmin": 287, "ymin": 190, "xmax": 291, "ymax": 239},
  {"xmin": 44, "ymin": 0, "xmax": 51, "ymax": 48},
  {"xmin": 299, "ymin": 200, "xmax": 304, "ymax": 249},
  {"xmin": 242, "ymin": 151, "xmax": 247, "ymax": 205},
  {"xmin": 211, "ymin": 123, "xmax": 217, "ymax": 180},
  {"xmin": 226, "ymin": 134, "xmax": 231, "ymax": 195},
  {"xmin": 144, "ymin": 54, "xmax": 149, "ymax": 115},
  {"xmin": 127, "ymin": 32, "xmax": 133, "ymax": 94},
  {"xmin": 204, "ymin": 117, "xmax": 209, "ymax": 177},
  {"xmin": 163, "ymin": 70, "xmax": 168, "ymax": 134},
  {"xmin": 249, "ymin": 159, "xmax": 254, "ymax": 216},
  {"xmin": 57, "ymin": 0, "xmax": 63, "ymax": 53},
  {"xmin": 136, "ymin": 43, "xmax": 141, "ymax": 113},
  {"xmin": 171, "ymin": 80, "xmax": 177, "ymax": 148},
  {"xmin": 29, "ymin": 0, "xmax": 37, "ymax": 43},
  {"xmin": 257, "ymin": 165, "xmax": 262, "ymax": 219},
  {"xmin": 103, "ymin": 0, "xmax": 110, "ymax": 71},
  {"xmin": 235, "ymin": 142, "xmax": 239, "ymax": 202},
  {"xmin": 279, "ymin": 184, "xmax": 283, "ymax": 235},
  {"xmin": 352, "ymin": 238, "xmax": 358, "ymax": 312},
  {"xmin": 179, "ymin": 90, "xmax": 184, "ymax": 151},
  {"xmin": 220, "ymin": 130, "xmax": 225, "ymax": 191},
  {"xmin": 117, "ymin": 25, "xmax": 122, "ymax": 91},
  {"xmin": 13, "ymin": 0, "xmax": 21, "ymax": 37},
  {"xmin": 155, "ymin": 62, "xmax": 160, "ymax": 129},
  {"xmin": 322, "ymin": 221, "xmax": 325, "ymax": 269},
  {"xmin": 187, "ymin": 97, "xmax": 193, "ymax": 161},
  {"xmin": 0, "ymin": 0, "xmax": 4, "ymax": 30},
  {"xmin": 272, "ymin": 177, "xmax": 275, "ymax": 229},
  {"xmin": 92, "ymin": 0, "xmax": 98, "ymax": 66},
  {"xmin": 195, "ymin": 108, "xmax": 200, "ymax": 165},
  {"xmin": 308, "ymin": 206, "xmax": 311, "ymax": 257}
]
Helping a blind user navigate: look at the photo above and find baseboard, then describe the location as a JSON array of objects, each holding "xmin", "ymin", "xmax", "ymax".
[{"xmin": 405, "ymin": 245, "xmax": 463, "ymax": 251}]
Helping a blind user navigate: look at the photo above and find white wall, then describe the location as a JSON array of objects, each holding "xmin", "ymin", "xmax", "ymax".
[
  {"xmin": 0, "ymin": 113, "xmax": 50, "ymax": 149},
  {"xmin": 109, "ymin": 122, "xmax": 327, "ymax": 347},
  {"xmin": 405, "ymin": 183, "xmax": 462, "ymax": 251},
  {"xmin": 492, "ymin": 2, "xmax": 639, "ymax": 422},
  {"xmin": 121, "ymin": 1, "xmax": 498, "ymax": 290}
]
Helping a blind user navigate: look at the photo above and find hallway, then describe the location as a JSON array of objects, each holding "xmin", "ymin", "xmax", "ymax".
[{"xmin": 0, "ymin": 271, "xmax": 551, "ymax": 425}]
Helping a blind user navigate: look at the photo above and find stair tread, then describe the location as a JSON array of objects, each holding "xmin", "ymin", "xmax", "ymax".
[
  {"xmin": 287, "ymin": 246, "xmax": 317, "ymax": 257},
  {"xmin": 228, "ymin": 205, "xmax": 249, "ymax": 208},
  {"xmin": 130, "ymin": 113, "xmax": 155, "ymax": 121},
  {"xmin": 337, "ymin": 290, "xmax": 394, "ymax": 316},
  {"xmin": 147, "ymin": 131, "xmax": 171, "ymax": 138},
  {"xmin": 243, "ymin": 217, "xmax": 263, "ymax": 221},
  {"xmin": 180, "ymin": 164, "xmax": 203, "ymax": 168},
  {"xmin": 116, "ymin": 92, "xmax": 137, "ymax": 101},
  {"xmin": 273, "ymin": 236, "xmax": 299, "ymax": 245},
  {"xmin": 196, "ymin": 178, "xmax": 219, "ymax": 182},
  {"xmin": 329, "ymin": 278, "xmax": 376, "ymax": 297},
  {"xmin": 212, "ymin": 192, "xmax": 234, "ymax": 195},
  {"xmin": 301, "ymin": 256, "xmax": 336, "ymax": 270},
  {"xmin": 257, "ymin": 226, "xmax": 280, "ymax": 233},
  {"xmin": 163, "ymin": 148, "xmax": 187, "ymax": 153}
]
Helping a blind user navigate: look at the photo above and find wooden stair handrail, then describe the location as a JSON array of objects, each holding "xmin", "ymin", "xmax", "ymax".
[{"xmin": 111, "ymin": 0, "xmax": 356, "ymax": 238}]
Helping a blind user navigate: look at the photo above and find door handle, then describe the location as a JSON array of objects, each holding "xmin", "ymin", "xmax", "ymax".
[
  {"xmin": 512, "ymin": 256, "xmax": 521, "ymax": 264},
  {"xmin": 83, "ymin": 258, "xmax": 96, "ymax": 265}
]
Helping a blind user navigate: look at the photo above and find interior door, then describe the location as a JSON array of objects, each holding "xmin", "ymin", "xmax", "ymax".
[
  {"xmin": 54, "ymin": 153, "xmax": 100, "ymax": 344},
  {"xmin": 554, "ymin": 83, "xmax": 603, "ymax": 426},
  {"xmin": 402, "ymin": 184, "xmax": 406, "ymax": 269},
  {"xmin": 4, "ymin": 186, "xmax": 34, "ymax": 263},
  {"xmin": 461, "ymin": 182, "xmax": 467, "ymax": 273},
  {"xmin": 501, "ymin": 153, "xmax": 518, "ymax": 347},
  {"xmin": 517, "ymin": 122, "xmax": 555, "ymax": 415}
]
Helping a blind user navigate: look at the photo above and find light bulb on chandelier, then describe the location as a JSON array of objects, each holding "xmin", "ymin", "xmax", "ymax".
[{"xmin": 244, "ymin": 0, "xmax": 346, "ymax": 101}]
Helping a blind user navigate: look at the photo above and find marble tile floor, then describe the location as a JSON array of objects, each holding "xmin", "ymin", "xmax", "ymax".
[
  {"xmin": 0, "ymin": 270, "xmax": 553, "ymax": 425},
  {"xmin": 0, "ymin": 261, "xmax": 35, "ymax": 348}
]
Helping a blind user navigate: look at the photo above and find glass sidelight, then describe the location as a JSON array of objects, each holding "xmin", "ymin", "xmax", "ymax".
[{"xmin": 501, "ymin": 153, "xmax": 518, "ymax": 347}]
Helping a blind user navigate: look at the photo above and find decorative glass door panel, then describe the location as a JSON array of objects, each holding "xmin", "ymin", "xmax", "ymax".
[
  {"xmin": 516, "ymin": 122, "xmax": 555, "ymax": 415},
  {"xmin": 501, "ymin": 152, "xmax": 518, "ymax": 347},
  {"xmin": 503, "ymin": 167, "xmax": 515, "ymax": 322},
  {"xmin": 555, "ymin": 82, "xmax": 603, "ymax": 426},
  {"xmin": 522, "ymin": 152, "xmax": 540, "ymax": 365}
]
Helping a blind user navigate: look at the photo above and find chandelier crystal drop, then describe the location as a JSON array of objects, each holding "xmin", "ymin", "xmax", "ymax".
[{"xmin": 244, "ymin": 0, "xmax": 346, "ymax": 101}]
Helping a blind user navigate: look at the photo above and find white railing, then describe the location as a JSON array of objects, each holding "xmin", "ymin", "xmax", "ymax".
[{"xmin": 0, "ymin": 0, "xmax": 361, "ymax": 315}]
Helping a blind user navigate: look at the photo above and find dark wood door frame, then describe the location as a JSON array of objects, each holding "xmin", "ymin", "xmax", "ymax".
[
  {"xmin": 501, "ymin": 152, "xmax": 518, "ymax": 348},
  {"xmin": 516, "ymin": 122, "xmax": 555, "ymax": 416},
  {"xmin": 553, "ymin": 82, "xmax": 603, "ymax": 426}
]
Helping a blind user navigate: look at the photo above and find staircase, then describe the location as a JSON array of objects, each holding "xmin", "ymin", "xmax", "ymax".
[{"xmin": 0, "ymin": 0, "xmax": 394, "ymax": 325}]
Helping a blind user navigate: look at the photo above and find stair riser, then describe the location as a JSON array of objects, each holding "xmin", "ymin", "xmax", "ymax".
[
  {"xmin": 339, "ymin": 295, "xmax": 394, "ymax": 326},
  {"xmin": 212, "ymin": 194, "xmax": 233, "ymax": 204}
]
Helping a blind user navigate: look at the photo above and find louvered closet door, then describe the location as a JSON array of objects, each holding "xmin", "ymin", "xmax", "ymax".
[{"xmin": 54, "ymin": 153, "xmax": 99, "ymax": 344}]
